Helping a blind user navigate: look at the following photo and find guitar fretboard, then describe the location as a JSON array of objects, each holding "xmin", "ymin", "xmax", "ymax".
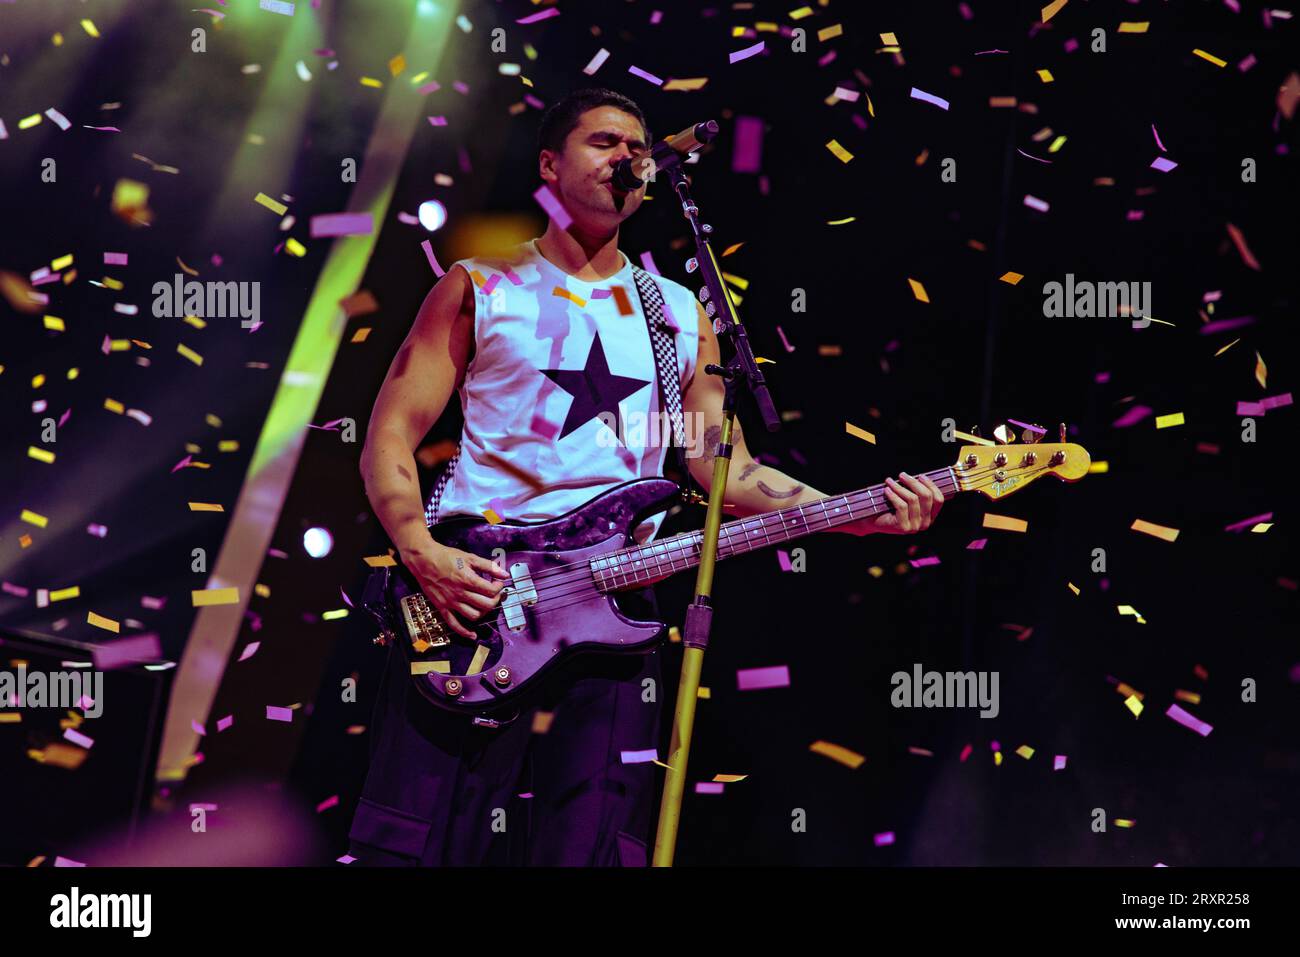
[{"xmin": 591, "ymin": 466, "xmax": 960, "ymax": 592}]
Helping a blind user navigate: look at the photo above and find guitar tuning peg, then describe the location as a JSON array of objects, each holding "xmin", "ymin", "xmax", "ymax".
[
  {"xmin": 969, "ymin": 425, "xmax": 981, "ymax": 438},
  {"xmin": 992, "ymin": 424, "xmax": 1015, "ymax": 445},
  {"xmin": 1058, "ymin": 422, "xmax": 1067, "ymax": 443},
  {"xmin": 1023, "ymin": 425, "xmax": 1044, "ymax": 444}
]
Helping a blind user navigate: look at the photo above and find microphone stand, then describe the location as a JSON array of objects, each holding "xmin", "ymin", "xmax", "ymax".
[{"xmin": 649, "ymin": 130, "xmax": 782, "ymax": 866}]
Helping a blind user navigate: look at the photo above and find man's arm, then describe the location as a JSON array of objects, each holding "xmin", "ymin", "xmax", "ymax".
[
  {"xmin": 359, "ymin": 265, "xmax": 475, "ymax": 556},
  {"xmin": 680, "ymin": 301, "xmax": 943, "ymax": 535}
]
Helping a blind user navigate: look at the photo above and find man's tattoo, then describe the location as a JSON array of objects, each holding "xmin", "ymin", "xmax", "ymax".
[
  {"xmin": 758, "ymin": 481, "xmax": 805, "ymax": 500},
  {"xmin": 455, "ymin": 557, "xmax": 465, "ymax": 570},
  {"xmin": 738, "ymin": 462, "xmax": 761, "ymax": 481},
  {"xmin": 702, "ymin": 425, "xmax": 721, "ymax": 464}
]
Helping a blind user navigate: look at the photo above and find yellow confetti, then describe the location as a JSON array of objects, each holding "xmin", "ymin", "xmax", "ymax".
[
  {"xmin": 1037, "ymin": 69, "xmax": 1054, "ymax": 83},
  {"xmin": 81, "ymin": 19, "xmax": 100, "ymax": 38},
  {"xmin": 1117, "ymin": 21, "xmax": 1149, "ymax": 33},
  {"xmin": 254, "ymin": 583, "xmax": 271, "ymax": 598},
  {"xmin": 999, "ymin": 271, "xmax": 1023, "ymax": 285},
  {"xmin": 994, "ymin": 751, "xmax": 1003, "ymax": 766},
  {"xmin": 825, "ymin": 139, "xmax": 854, "ymax": 163},
  {"xmin": 531, "ymin": 710, "xmax": 554, "ymax": 733},
  {"xmin": 177, "ymin": 343, "xmax": 203, "ymax": 366},
  {"xmin": 1254, "ymin": 350, "xmax": 1267, "ymax": 388},
  {"xmin": 1088, "ymin": 460, "xmax": 1109, "ymax": 473},
  {"xmin": 1131, "ymin": 518, "xmax": 1179, "ymax": 542},
  {"xmin": 350, "ymin": 327, "xmax": 372, "ymax": 343},
  {"xmin": 1175, "ymin": 690, "xmax": 1202, "ymax": 705},
  {"xmin": 697, "ymin": 686, "xmax": 711, "ymax": 699},
  {"xmin": 18, "ymin": 114, "xmax": 42, "ymax": 130},
  {"xmin": 907, "ymin": 277, "xmax": 930, "ymax": 303},
  {"xmin": 845, "ymin": 421, "xmax": 876, "ymax": 444},
  {"xmin": 188, "ymin": 502, "xmax": 225, "ymax": 512},
  {"xmin": 192, "ymin": 587, "xmax": 240, "ymax": 607},
  {"xmin": 827, "ymin": 216, "xmax": 856, "ymax": 225},
  {"xmin": 51, "ymin": 254, "xmax": 74, "ymax": 271},
  {"xmin": 388, "ymin": 53, "xmax": 406, "ymax": 76},
  {"xmin": 322, "ymin": 609, "xmax": 349, "ymax": 621},
  {"xmin": 1115, "ymin": 818, "xmax": 1136, "ymax": 828},
  {"xmin": 21, "ymin": 509, "xmax": 49, "ymax": 528},
  {"xmin": 551, "ymin": 286, "xmax": 587, "ymax": 308},
  {"xmin": 218, "ymin": 440, "xmax": 239, "ymax": 452},
  {"xmin": 0, "ymin": 714, "xmax": 20, "ymax": 724},
  {"xmin": 483, "ymin": 508, "xmax": 503, "ymax": 525},
  {"xmin": 466, "ymin": 644, "xmax": 491, "ymax": 676},
  {"xmin": 1192, "ymin": 48, "xmax": 1227, "ymax": 68},
  {"xmin": 1117, "ymin": 683, "xmax": 1144, "ymax": 699},
  {"xmin": 1214, "ymin": 338, "xmax": 1239, "ymax": 357},
  {"xmin": 880, "ymin": 32, "xmax": 898, "ymax": 45},
  {"xmin": 1067, "ymin": 582, "xmax": 1080, "ymax": 595},
  {"xmin": 1251, "ymin": 523, "xmax": 1272, "ymax": 533},
  {"xmin": 1124, "ymin": 694, "xmax": 1144, "ymax": 717},
  {"xmin": 983, "ymin": 513, "xmax": 1028, "ymax": 533},
  {"xmin": 865, "ymin": 92, "xmax": 874, "ymax": 117},
  {"xmin": 953, "ymin": 429, "xmax": 995, "ymax": 446},
  {"xmin": 1016, "ymin": 745, "xmax": 1034, "ymax": 759},
  {"xmin": 810, "ymin": 740, "xmax": 865, "ymax": 769},
  {"xmin": 49, "ymin": 586, "xmax": 81, "ymax": 602},
  {"xmin": 410, "ymin": 660, "xmax": 451, "ymax": 675},
  {"xmin": 663, "ymin": 77, "xmax": 710, "ymax": 92},
  {"xmin": 285, "ymin": 237, "xmax": 307, "ymax": 257},
  {"xmin": 817, "ymin": 24, "xmax": 843, "ymax": 42},
  {"xmin": 87, "ymin": 611, "xmax": 120, "ymax": 633},
  {"xmin": 360, "ymin": 76, "xmax": 384, "ymax": 88},
  {"xmin": 714, "ymin": 773, "xmax": 748, "ymax": 783},
  {"xmin": 790, "ymin": 7, "xmax": 815, "ymax": 20},
  {"xmin": 27, "ymin": 446, "xmax": 55, "ymax": 464},
  {"xmin": 1048, "ymin": 135, "xmax": 1068, "ymax": 152},
  {"xmin": 1041, "ymin": 0, "xmax": 1068, "ymax": 23},
  {"xmin": 254, "ymin": 192, "xmax": 288, "ymax": 216},
  {"xmin": 1155, "ymin": 412, "xmax": 1184, "ymax": 429}
]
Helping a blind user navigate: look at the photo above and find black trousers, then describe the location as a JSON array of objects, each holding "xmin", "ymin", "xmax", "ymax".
[{"xmin": 348, "ymin": 587, "xmax": 665, "ymax": 866}]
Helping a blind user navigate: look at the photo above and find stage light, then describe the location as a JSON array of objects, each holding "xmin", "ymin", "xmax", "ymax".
[
  {"xmin": 303, "ymin": 527, "xmax": 334, "ymax": 558},
  {"xmin": 417, "ymin": 1, "xmax": 438, "ymax": 17},
  {"xmin": 418, "ymin": 199, "xmax": 447, "ymax": 232}
]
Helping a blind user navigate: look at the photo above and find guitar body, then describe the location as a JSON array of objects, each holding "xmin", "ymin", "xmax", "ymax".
[{"xmin": 361, "ymin": 478, "xmax": 680, "ymax": 717}]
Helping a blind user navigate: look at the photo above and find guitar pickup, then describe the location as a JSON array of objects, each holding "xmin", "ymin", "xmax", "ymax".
[
  {"xmin": 501, "ymin": 561, "xmax": 538, "ymax": 632},
  {"xmin": 399, "ymin": 593, "xmax": 451, "ymax": 649}
]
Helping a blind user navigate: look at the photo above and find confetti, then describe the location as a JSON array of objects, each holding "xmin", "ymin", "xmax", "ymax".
[
  {"xmin": 810, "ymin": 740, "xmax": 865, "ymax": 769},
  {"xmin": 582, "ymin": 48, "xmax": 611, "ymax": 75},
  {"xmin": 1192, "ymin": 48, "xmax": 1227, "ymax": 68},
  {"xmin": 1119, "ymin": 22, "xmax": 1150, "ymax": 33},
  {"xmin": 1131, "ymin": 519, "xmax": 1179, "ymax": 542},
  {"xmin": 1124, "ymin": 694, "xmax": 1144, "ymax": 717},
  {"xmin": 1166, "ymin": 704, "xmax": 1213, "ymax": 736},
  {"xmin": 1037, "ymin": 69, "xmax": 1054, "ymax": 83},
  {"xmin": 909, "ymin": 87, "xmax": 950, "ymax": 110},
  {"xmin": 825, "ymin": 139, "xmax": 854, "ymax": 163},
  {"xmin": 86, "ymin": 611, "xmax": 119, "ymax": 633},
  {"xmin": 1150, "ymin": 156, "xmax": 1178, "ymax": 173},
  {"xmin": 736, "ymin": 665, "xmax": 790, "ymax": 691},
  {"xmin": 309, "ymin": 212, "xmax": 373, "ymax": 237},
  {"xmin": 845, "ymin": 421, "xmax": 876, "ymax": 443},
  {"xmin": 266, "ymin": 706, "xmax": 294, "ymax": 722},
  {"xmin": 729, "ymin": 40, "xmax": 766, "ymax": 65},
  {"xmin": 907, "ymin": 278, "xmax": 930, "ymax": 303},
  {"xmin": 620, "ymin": 748, "xmax": 657, "ymax": 764},
  {"xmin": 999, "ymin": 271, "xmax": 1024, "ymax": 285},
  {"xmin": 254, "ymin": 192, "xmax": 288, "ymax": 216},
  {"xmin": 983, "ymin": 514, "xmax": 1028, "ymax": 533},
  {"xmin": 192, "ymin": 587, "xmax": 240, "ymax": 606},
  {"xmin": 533, "ymin": 183, "xmax": 572, "ymax": 230},
  {"xmin": 1254, "ymin": 350, "xmax": 1267, "ymax": 388},
  {"xmin": 1041, "ymin": 0, "xmax": 1068, "ymax": 23},
  {"xmin": 1154, "ymin": 412, "xmax": 1184, "ymax": 428},
  {"xmin": 1053, "ymin": 755, "xmax": 1068, "ymax": 770}
]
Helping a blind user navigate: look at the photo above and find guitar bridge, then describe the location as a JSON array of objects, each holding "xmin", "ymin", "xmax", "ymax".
[{"xmin": 399, "ymin": 593, "xmax": 452, "ymax": 649}]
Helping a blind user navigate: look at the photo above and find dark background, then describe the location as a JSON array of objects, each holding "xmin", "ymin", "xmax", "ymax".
[{"xmin": 1, "ymin": 0, "xmax": 1295, "ymax": 865}]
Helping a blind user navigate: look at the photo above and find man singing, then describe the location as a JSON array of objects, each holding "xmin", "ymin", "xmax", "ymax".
[{"xmin": 349, "ymin": 87, "xmax": 944, "ymax": 866}]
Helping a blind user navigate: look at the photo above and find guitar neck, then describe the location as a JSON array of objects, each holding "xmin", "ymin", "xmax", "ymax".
[{"xmin": 593, "ymin": 466, "xmax": 961, "ymax": 592}]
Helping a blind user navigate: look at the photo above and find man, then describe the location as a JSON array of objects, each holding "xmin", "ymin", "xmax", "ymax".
[{"xmin": 349, "ymin": 88, "xmax": 944, "ymax": 867}]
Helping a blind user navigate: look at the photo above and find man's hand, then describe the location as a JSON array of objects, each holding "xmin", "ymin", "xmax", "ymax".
[{"xmin": 843, "ymin": 472, "xmax": 945, "ymax": 536}]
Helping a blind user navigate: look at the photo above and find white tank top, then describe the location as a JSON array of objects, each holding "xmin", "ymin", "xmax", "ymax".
[{"xmin": 427, "ymin": 239, "xmax": 700, "ymax": 545}]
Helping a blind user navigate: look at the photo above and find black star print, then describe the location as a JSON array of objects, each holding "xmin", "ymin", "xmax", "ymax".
[{"xmin": 540, "ymin": 331, "xmax": 650, "ymax": 441}]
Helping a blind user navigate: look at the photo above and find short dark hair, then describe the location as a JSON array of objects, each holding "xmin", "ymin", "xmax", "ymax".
[{"xmin": 537, "ymin": 87, "xmax": 651, "ymax": 157}]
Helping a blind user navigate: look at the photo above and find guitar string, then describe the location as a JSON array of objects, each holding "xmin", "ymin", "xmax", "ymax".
[{"xmin": 430, "ymin": 462, "xmax": 1052, "ymax": 631}]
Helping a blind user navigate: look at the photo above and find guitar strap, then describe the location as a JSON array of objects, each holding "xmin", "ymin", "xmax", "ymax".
[
  {"xmin": 425, "ymin": 263, "xmax": 697, "ymax": 527},
  {"xmin": 630, "ymin": 265, "xmax": 698, "ymax": 502}
]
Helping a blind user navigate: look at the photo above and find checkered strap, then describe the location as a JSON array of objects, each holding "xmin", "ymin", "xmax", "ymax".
[
  {"xmin": 630, "ymin": 266, "xmax": 692, "ymax": 491},
  {"xmin": 425, "ymin": 445, "xmax": 460, "ymax": 527}
]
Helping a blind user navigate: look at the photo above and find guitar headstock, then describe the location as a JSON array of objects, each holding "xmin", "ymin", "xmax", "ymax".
[{"xmin": 953, "ymin": 422, "xmax": 1091, "ymax": 500}]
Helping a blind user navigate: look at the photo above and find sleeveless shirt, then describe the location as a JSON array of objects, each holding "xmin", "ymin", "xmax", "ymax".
[{"xmin": 427, "ymin": 239, "xmax": 701, "ymax": 545}]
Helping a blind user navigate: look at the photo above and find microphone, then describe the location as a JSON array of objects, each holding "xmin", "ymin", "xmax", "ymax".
[{"xmin": 610, "ymin": 119, "xmax": 719, "ymax": 192}]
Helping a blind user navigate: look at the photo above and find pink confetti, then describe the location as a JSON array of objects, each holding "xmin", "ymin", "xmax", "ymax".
[
  {"xmin": 337, "ymin": 854, "xmax": 357, "ymax": 864},
  {"xmin": 86, "ymin": 523, "xmax": 107, "ymax": 537},
  {"xmin": 1054, "ymin": 754, "xmax": 1067, "ymax": 770},
  {"xmin": 1023, "ymin": 194, "xmax": 1050, "ymax": 213},
  {"xmin": 533, "ymin": 183, "xmax": 572, "ymax": 230},
  {"xmin": 517, "ymin": 6, "xmax": 560, "ymax": 23},
  {"xmin": 1261, "ymin": 392, "xmax": 1293, "ymax": 410},
  {"xmin": 776, "ymin": 549, "xmax": 792, "ymax": 572},
  {"xmin": 316, "ymin": 795, "xmax": 340, "ymax": 812},
  {"xmin": 64, "ymin": 728, "xmax": 94, "ymax": 749},
  {"xmin": 695, "ymin": 782, "xmax": 725, "ymax": 794},
  {"xmin": 427, "ymin": 115, "xmax": 448, "ymax": 127},
  {"xmin": 910, "ymin": 87, "xmax": 950, "ymax": 110},
  {"xmin": 627, "ymin": 65, "xmax": 664, "ymax": 85},
  {"xmin": 45, "ymin": 107, "xmax": 71, "ymax": 131},
  {"xmin": 217, "ymin": 715, "xmax": 234, "ymax": 731},
  {"xmin": 873, "ymin": 831, "xmax": 896, "ymax": 847},
  {"xmin": 582, "ymin": 49, "xmax": 611, "ymax": 76},
  {"xmin": 191, "ymin": 720, "xmax": 207, "ymax": 736},
  {"xmin": 776, "ymin": 326, "xmax": 795, "ymax": 352},
  {"xmin": 104, "ymin": 252, "xmax": 128, "ymax": 266},
  {"xmin": 54, "ymin": 856, "xmax": 86, "ymax": 867},
  {"xmin": 239, "ymin": 641, "xmax": 261, "ymax": 661},
  {"xmin": 909, "ymin": 556, "xmax": 941, "ymax": 568},
  {"xmin": 1150, "ymin": 156, "xmax": 1178, "ymax": 173},
  {"xmin": 529, "ymin": 412, "xmax": 560, "ymax": 441},
  {"xmin": 310, "ymin": 212, "xmax": 374, "ymax": 237},
  {"xmin": 480, "ymin": 273, "xmax": 501, "ymax": 296},
  {"xmin": 1112, "ymin": 405, "xmax": 1152, "ymax": 428},
  {"xmin": 1198, "ymin": 315, "xmax": 1256, "ymax": 334},
  {"xmin": 92, "ymin": 633, "xmax": 161, "ymax": 670},
  {"xmin": 620, "ymin": 748, "xmax": 658, "ymax": 764},
  {"xmin": 417, "ymin": 81, "xmax": 440, "ymax": 95},
  {"xmin": 1151, "ymin": 124, "xmax": 1168, "ymax": 152},
  {"xmin": 638, "ymin": 250, "xmax": 662, "ymax": 276},
  {"xmin": 420, "ymin": 239, "xmax": 445, "ymax": 277},
  {"xmin": 966, "ymin": 538, "xmax": 987, "ymax": 550},
  {"xmin": 729, "ymin": 40, "xmax": 766, "ymax": 64},
  {"xmin": 1237, "ymin": 400, "xmax": 1266, "ymax": 415},
  {"xmin": 171, "ymin": 454, "xmax": 193, "ymax": 473},
  {"xmin": 1224, "ymin": 511, "xmax": 1273, "ymax": 532},
  {"xmin": 266, "ymin": 705, "xmax": 294, "ymax": 722},
  {"xmin": 959, "ymin": 743, "xmax": 973, "ymax": 761},
  {"xmin": 736, "ymin": 665, "xmax": 790, "ymax": 691},
  {"xmin": 1165, "ymin": 703, "xmax": 1213, "ymax": 737}
]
